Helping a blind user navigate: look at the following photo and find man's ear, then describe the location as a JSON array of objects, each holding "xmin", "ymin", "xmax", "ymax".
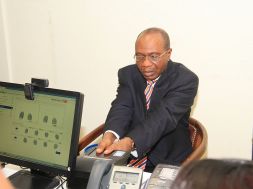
[{"xmin": 167, "ymin": 48, "xmax": 172, "ymax": 60}]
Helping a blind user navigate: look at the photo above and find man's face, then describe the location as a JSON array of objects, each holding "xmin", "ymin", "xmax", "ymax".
[{"xmin": 135, "ymin": 33, "xmax": 172, "ymax": 81}]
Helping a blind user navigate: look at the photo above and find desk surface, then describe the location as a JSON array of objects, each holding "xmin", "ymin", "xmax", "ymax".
[{"xmin": 3, "ymin": 164, "xmax": 151, "ymax": 189}]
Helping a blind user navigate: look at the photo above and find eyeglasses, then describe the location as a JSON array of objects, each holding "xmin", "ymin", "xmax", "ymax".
[{"xmin": 134, "ymin": 51, "xmax": 168, "ymax": 64}]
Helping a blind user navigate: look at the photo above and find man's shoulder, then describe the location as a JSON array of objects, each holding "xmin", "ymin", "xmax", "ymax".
[
  {"xmin": 168, "ymin": 61, "xmax": 198, "ymax": 79},
  {"xmin": 119, "ymin": 64, "xmax": 138, "ymax": 72},
  {"xmin": 117, "ymin": 64, "xmax": 144, "ymax": 84},
  {"xmin": 118, "ymin": 64, "xmax": 140, "ymax": 77}
]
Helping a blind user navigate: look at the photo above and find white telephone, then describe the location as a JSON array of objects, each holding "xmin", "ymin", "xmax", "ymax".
[
  {"xmin": 108, "ymin": 165, "xmax": 143, "ymax": 189},
  {"xmin": 86, "ymin": 160, "xmax": 143, "ymax": 189}
]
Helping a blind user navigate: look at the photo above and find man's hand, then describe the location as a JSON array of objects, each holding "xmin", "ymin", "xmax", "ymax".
[
  {"xmin": 96, "ymin": 133, "xmax": 134, "ymax": 155},
  {"xmin": 96, "ymin": 132, "xmax": 117, "ymax": 154},
  {"xmin": 102, "ymin": 137, "xmax": 134, "ymax": 155},
  {"xmin": 105, "ymin": 137, "xmax": 134, "ymax": 154}
]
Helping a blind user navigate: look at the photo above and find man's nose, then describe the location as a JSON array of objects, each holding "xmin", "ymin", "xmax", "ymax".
[{"xmin": 142, "ymin": 56, "xmax": 153, "ymax": 66}]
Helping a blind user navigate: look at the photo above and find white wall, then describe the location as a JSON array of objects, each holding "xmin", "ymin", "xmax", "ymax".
[
  {"xmin": 0, "ymin": 0, "xmax": 253, "ymax": 159},
  {"xmin": 0, "ymin": 0, "xmax": 10, "ymax": 81}
]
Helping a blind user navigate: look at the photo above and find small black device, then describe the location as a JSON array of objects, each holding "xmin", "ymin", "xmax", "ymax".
[
  {"xmin": 85, "ymin": 147, "xmax": 131, "ymax": 165},
  {"xmin": 24, "ymin": 78, "xmax": 49, "ymax": 100},
  {"xmin": 0, "ymin": 80, "xmax": 84, "ymax": 189}
]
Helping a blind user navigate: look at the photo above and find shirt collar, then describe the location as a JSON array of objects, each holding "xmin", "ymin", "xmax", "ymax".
[{"xmin": 146, "ymin": 76, "xmax": 160, "ymax": 85}]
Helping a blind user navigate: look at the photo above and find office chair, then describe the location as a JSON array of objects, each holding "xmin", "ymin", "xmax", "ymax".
[
  {"xmin": 78, "ymin": 117, "xmax": 208, "ymax": 165},
  {"xmin": 181, "ymin": 117, "xmax": 208, "ymax": 166}
]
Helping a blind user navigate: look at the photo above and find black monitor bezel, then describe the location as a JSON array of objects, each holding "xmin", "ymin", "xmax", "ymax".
[{"xmin": 0, "ymin": 81, "xmax": 84, "ymax": 177}]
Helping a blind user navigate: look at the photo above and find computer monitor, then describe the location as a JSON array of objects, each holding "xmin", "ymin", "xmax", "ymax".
[{"xmin": 0, "ymin": 81, "xmax": 84, "ymax": 188}]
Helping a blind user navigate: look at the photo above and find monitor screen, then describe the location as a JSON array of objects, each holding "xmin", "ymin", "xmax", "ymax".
[{"xmin": 0, "ymin": 81, "xmax": 83, "ymax": 179}]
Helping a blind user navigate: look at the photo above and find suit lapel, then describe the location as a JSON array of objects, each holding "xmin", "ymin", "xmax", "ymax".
[
  {"xmin": 149, "ymin": 79, "xmax": 164, "ymax": 111},
  {"xmin": 133, "ymin": 69, "xmax": 147, "ymax": 111},
  {"xmin": 149, "ymin": 61, "xmax": 174, "ymax": 111}
]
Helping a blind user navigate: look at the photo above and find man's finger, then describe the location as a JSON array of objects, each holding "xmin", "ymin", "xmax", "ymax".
[
  {"xmin": 104, "ymin": 142, "xmax": 119, "ymax": 154},
  {"xmin": 96, "ymin": 141, "xmax": 106, "ymax": 153}
]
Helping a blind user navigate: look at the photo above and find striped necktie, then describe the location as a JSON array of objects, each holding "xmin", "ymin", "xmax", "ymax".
[
  {"xmin": 127, "ymin": 79, "xmax": 158, "ymax": 170},
  {"xmin": 144, "ymin": 80, "xmax": 156, "ymax": 110}
]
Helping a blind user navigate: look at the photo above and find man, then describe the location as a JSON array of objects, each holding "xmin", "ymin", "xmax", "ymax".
[{"xmin": 96, "ymin": 27, "xmax": 199, "ymax": 172}]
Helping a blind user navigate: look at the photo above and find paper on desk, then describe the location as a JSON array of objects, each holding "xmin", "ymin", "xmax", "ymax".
[
  {"xmin": 2, "ymin": 167, "xmax": 17, "ymax": 177},
  {"xmin": 141, "ymin": 172, "xmax": 151, "ymax": 189}
]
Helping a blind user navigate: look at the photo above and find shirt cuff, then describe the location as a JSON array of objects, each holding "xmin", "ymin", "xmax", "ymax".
[
  {"xmin": 104, "ymin": 130, "xmax": 120, "ymax": 141},
  {"xmin": 131, "ymin": 150, "xmax": 138, "ymax": 158}
]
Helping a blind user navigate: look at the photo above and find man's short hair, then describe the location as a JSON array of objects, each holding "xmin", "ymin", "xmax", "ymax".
[{"xmin": 136, "ymin": 27, "xmax": 170, "ymax": 50}]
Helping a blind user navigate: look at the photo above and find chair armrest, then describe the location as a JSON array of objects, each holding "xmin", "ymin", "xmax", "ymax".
[{"xmin": 78, "ymin": 124, "xmax": 105, "ymax": 152}]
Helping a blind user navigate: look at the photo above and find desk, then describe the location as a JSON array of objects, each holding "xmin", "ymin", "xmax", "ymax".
[{"xmin": 2, "ymin": 164, "xmax": 151, "ymax": 189}]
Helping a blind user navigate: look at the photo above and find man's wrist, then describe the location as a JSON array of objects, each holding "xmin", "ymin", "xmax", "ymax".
[
  {"xmin": 125, "ymin": 137, "xmax": 135, "ymax": 151},
  {"xmin": 103, "ymin": 132, "xmax": 117, "ymax": 143}
]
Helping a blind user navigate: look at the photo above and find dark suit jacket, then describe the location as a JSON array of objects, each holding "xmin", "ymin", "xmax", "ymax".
[{"xmin": 104, "ymin": 60, "xmax": 199, "ymax": 166}]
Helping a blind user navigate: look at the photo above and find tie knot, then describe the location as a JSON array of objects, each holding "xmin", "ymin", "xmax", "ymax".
[
  {"xmin": 147, "ymin": 81, "xmax": 153, "ymax": 86},
  {"xmin": 147, "ymin": 78, "xmax": 158, "ymax": 86}
]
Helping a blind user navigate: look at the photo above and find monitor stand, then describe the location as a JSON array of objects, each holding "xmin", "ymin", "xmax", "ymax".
[{"xmin": 8, "ymin": 169, "xmax": 60, "ymax": 189}]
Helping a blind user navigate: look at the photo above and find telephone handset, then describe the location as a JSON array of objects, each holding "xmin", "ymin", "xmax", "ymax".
[
  {"xmin": 86, "ymin": 159, "xmax": 113, "ymax": 189},
  {"xmin": 146, "ymin": 164, "xmax": 180, "ymax": 189}
]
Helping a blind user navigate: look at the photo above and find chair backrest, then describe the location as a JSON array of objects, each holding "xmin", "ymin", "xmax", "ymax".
[
  {"xmin": 78, "ymin": 117, "xmax": 208, "ymax": 165},
  {"xmin": 182, "ymin": 117, "xmax": 208, "ymax": 166}
]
